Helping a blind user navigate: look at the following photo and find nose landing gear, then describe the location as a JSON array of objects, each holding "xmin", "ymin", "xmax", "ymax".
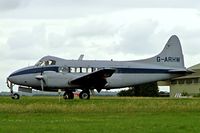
[
  {"xmin": 11, "ymin": 93, "xmax": 20, "ymax": 99},
  {"xmin": 7, "ymin": 78, "xmax": 20, "ymax": 100}
]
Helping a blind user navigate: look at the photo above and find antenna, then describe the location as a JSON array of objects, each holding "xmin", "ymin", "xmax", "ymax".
[{"xmin": 78, "ymin": 54, "xmax": 84, "ymax": 60}]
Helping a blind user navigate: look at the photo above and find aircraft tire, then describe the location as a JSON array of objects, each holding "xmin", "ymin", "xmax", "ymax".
[
  {"xmin": 79, "ymin": 90, "xmax": 90, "ymax": 100},
  {"xmin": 69, "ymin": 92, "xmax": 74, "ymax": 99},
  {"xmin": 11, "ymin": 93, "xmax": 20, "ymax": 100},
  {"xmin": 63, "ymin": 91, "xmax": 74, "ymax": 100}
]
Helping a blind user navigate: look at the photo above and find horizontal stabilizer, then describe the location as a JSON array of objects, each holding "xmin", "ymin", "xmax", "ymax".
[{"xmin": 168, "ymin": 69, "xmax": 194, "ymax": 74}]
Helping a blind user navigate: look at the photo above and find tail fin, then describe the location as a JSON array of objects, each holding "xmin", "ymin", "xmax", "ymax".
[{"xmin": 138, "ymin": 35, "xmax": 185, "ymax": 68}]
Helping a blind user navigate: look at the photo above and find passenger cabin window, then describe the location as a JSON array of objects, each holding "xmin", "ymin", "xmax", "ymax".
[
  {"xmin": 67, "ymin": 67, "xmax": 98, "ymax": 73},
  {"xmin": 82, "ymin": 68, "xmax": 87, "ymax": 73},
  {"xmin": 92, "ymin": 68, "xmax": 98, "ymax": 72},
  {"xmin": 71, "ymin": 68, "xmax": 76, "ymax": 73},
  {"xmin": 87, "ymin": 68, "xmax": 92, "ymax": 73},
  {"xmin": 76, "ymin": 68, "xmax": 81, "ymax": 73}
]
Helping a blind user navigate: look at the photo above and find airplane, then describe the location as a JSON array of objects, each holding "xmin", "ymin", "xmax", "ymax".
[{"xmin": 7, "ymin": 35, "xmax": 191, "ymax": 100}]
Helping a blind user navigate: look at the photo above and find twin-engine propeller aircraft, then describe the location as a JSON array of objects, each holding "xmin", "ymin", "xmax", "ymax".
[{"xmin": 7, "ymin": 35, "xmax": 190, "ymax": 100}]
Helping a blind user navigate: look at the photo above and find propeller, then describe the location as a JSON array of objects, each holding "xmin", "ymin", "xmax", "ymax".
[{"xmin": 35, "ymin": 68, "xmax": 46, "ymax": 91}]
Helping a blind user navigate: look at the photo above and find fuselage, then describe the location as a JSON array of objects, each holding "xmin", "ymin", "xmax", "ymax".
[{"xmin": 8, "ymin": 56, "xmax": 185, "ymax": 91}]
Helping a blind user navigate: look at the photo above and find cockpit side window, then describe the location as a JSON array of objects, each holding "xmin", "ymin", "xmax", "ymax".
[
  {"xmin": 45, "ymin": 61, "xmax": 49, "ymax": 66},
  {"xmin": 49, "ymin": 60, "xmax": 56, "ymax": 65},
  {"xmin": 59, "ymin": 66, "xmax": 69, "ymax": 73}
]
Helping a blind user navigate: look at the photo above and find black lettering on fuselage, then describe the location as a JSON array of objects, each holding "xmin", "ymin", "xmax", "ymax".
[
  {"xmin": 157, "ymin": 57, "xmax": 161, "ymax": 62},
  {"xmin": 156, "ymin": 56, "xmax": 180, "ymax": 62}
]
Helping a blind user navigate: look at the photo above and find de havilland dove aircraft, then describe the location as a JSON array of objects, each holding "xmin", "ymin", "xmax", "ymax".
[{"xmin": 7, "ymin": 35, "xmax": 190, "ymax": 100}]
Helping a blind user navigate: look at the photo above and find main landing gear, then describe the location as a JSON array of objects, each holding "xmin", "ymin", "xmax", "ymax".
[
  {"xmin": 63, "ymin": 90, "xmax": 90, "ymax": 100},
  {"xmin": 79, "ymin": 90, "xmax": 90, "ymax": 100},
  {"xmin": 63, "ymin": 90, "xmax": 74, "ymax": 100}
]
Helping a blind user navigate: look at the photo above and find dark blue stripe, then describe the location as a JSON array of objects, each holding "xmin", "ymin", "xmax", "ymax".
[
  {"xmin": 9, "ymin": 66, "xmax": 172, "ymax": 77},
  {"xmin": 10, "ymin": 67, "xmax": 59, "ymax": 77},
  {"xmin": 115, "ymin": 68, "xmax": 169, "ymax": 73}
]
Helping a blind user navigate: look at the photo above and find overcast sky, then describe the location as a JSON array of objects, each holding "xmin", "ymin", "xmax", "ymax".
[{"xmin": 1, "ymin": 0, "xmax": 200, "ymax": 92}]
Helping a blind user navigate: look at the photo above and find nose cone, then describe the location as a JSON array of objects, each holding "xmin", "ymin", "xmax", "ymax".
[
  {"xmin": 7, "ymin": 76, "xmax": 16, "ymax": 84},
  {"xmin": 7, "ymin": 69, "xmax": 22, "ymax": 84},
  {"xmin": 7, "ymin": 76, "xmax": 12, "ymax": 83},
  {"xmin": 7, "ymin": 66, "xmax": 35, "ymax": 85}
]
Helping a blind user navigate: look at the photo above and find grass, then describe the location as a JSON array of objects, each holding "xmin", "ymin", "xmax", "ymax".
[{"xmin": 0, "ymin": 96, "xmax": 200, "ymax": 133}]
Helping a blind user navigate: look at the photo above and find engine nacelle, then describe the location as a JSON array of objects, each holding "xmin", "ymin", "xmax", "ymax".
[{"xmin": 42, "ymin": 71, "xmax": 75, "ymax": 88}]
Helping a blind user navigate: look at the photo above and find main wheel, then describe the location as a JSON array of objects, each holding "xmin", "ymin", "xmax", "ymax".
[
  {"xmin": 79, "ymin": 90, "xmax": 90, "ymax": 100},
  {"xmin": 63, "ymin": 91, "xmax": 74, "ymax": 100},
  {"xmin": 11, "ymin": 93, "xmax": 20, "ymax": 100}
]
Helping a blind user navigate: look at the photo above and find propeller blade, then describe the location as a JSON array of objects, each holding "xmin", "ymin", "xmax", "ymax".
[
  {"xmin": 90, "ymin": 89, "xmax": 95, "ymax": 96},
  {"xmin": 35, "ymin": 75, "xmax": 43, "ymax": 80},
  {"xmin": 40, "ymin": 79, "xmax": 44, "ymax": 91},
  {"xmin": 35, "ymin": 70, "xmax": 46, "ymax": 92}
]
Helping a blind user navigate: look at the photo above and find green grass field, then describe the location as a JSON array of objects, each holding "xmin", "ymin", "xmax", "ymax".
[{"xmin": 1, "ymin": 96, "xmax": 200, "ymax": 133}]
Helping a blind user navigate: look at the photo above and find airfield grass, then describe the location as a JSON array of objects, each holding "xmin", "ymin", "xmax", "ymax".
[{"xmin": 1, "ymin": 97, "xmax": 200, "ymax": 133}]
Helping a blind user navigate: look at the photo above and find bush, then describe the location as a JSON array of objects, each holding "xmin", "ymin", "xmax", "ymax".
[
  {"xmin": 118, "ymin": 82, "xmax": 159, "ymax": 97},
  {"xmin": 193, "ymin": 93, "xmax": 200, "ymax": 97},
  {"xmin": 117, "ymin": 88, "xmax": 135, "ymax": 97},
  {"xmin": 181, "ymin": 92, "xmax": 189, "ymax": 96}
]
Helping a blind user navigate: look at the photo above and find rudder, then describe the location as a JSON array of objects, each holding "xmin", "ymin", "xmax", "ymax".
[{"xmin": 137, "ymin": 35, "xmax": 185, "ymax": 68}]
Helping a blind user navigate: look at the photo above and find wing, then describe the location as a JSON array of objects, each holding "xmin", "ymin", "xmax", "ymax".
[{"xmin": 69, "ymin": 69, "xmax": 115, "ymax": 91}]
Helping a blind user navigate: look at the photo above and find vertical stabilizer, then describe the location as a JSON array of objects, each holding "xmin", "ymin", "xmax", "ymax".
[{"xmin": 138, "ymin": 35, "xmax": 185, "ymax": 68}]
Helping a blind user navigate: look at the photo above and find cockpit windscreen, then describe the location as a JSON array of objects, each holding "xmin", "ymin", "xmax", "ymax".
[{"xmin": 35, "ymin": 60, "xmax": 56, "ymax": 66}]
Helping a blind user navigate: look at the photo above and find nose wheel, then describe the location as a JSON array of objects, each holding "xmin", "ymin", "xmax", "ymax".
[{"xmin": 12, "ymin": 93, "xmax": 20, "ymax": 99}]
